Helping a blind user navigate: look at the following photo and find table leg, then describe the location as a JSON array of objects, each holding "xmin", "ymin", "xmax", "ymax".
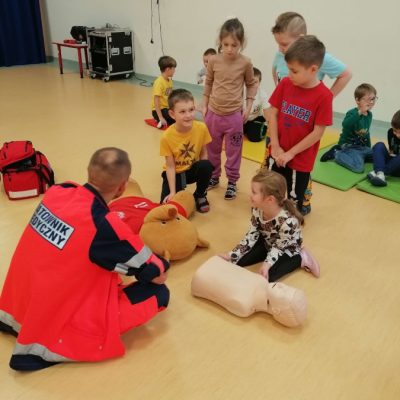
[
  {"xmin": 57, "ymin": 44, "xmax": 63, "ymax": 74},
  {"xmin": 77, "ymin": 48, "xmax": 83, "ymax": 78},
  {"xmin": 84, "ymin": 47, "xmax": 89, "ymax": 70}
]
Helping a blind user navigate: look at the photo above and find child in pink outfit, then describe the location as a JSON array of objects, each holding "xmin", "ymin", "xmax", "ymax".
[{"xmin": 203, "ymin": 18, "xmax": 257, "ymax": 200}]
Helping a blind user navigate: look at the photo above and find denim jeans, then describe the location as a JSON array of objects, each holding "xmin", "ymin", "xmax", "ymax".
[
  {"xmin": 335, "ymin": 145, "xmax": 373, "ymax": 173},
  {"xmin": 372, "ymin": 142, "xmax": 400, "ymax": 176}
]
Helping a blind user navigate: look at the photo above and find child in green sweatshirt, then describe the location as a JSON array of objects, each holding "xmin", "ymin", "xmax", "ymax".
[{"xmin": 320, "ymin": 83, "xmax": 377, "ymax": 173}]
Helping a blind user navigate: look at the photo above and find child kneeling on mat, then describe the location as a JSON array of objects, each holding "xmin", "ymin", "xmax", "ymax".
[
  {"xmin": 367, "ymin": 109, "xmax": 400, "ymax": 186},
  {"xmin": 151, "ymin": 56, "xmax": 177, "ymax": 127},
  {"xmin": 160, "ymin": 89, "xmax": 214, "ymax": 213},
  {"xmin": 219, "ymin": 169, "xmax": 319, "ymax": 282},
  {"xmin": 321, "ymin": 83, "xmax": 377, "ymax": 173}
]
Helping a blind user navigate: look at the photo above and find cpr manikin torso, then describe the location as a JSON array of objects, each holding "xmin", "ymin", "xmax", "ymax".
[{"xmin": 191, "ymin": 256, "xmax": 307, "ymax": 327}]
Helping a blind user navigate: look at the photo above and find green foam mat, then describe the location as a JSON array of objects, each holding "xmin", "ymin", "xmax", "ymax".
[
  {"xmin": 312, "ymin": 148, "xmax": 373, "ymax": 191},
  {"xmin": 356, "ymin": 176, "xmax": 400, "ymax": 203}
]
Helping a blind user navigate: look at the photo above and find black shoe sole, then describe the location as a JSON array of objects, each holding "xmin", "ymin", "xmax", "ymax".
[
  {"xmin": 0, "ymin": 321, "xmax": 18, "ymax": 337},
  {"xmin": 9, "ymin": 355, "xmax": 61, "ymax": 371}
]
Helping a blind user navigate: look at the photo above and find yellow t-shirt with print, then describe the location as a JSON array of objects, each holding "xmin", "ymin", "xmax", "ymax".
[
  {"xmin": 160, "ymin": 121, "xmax": 212, "ymax": 173},
  {"xmin": 151, "ymin": 75, "xmax": 173, "ymax": 110}
]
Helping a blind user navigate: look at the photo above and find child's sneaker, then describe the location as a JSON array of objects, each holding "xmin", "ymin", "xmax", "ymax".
[
  {"xmin": 300, "ymin": 248, "xmax": 320, "ymax": 278},
  {"xmin": 0, "ymin": 320, "xmax": 18, "ymax": 337},
  {"xmin": 207, "ymin": 177, "xmax": 219, "ymax": 190},
  {"xmin": 301, "ymin": 204, "xmax": 311, "ymax": 216},
  {"xmin": 9, "ymin": 354, "xmax": 60, "ymax": 371},
  {"xmin": 367, "ymin": 171, "xmax": 387, "ymax": 187},
  {"xmin": 224, "ymin": 182, "xmax": 237, "ymax": 200},
  {"xmin": 195, "ymin": 196, "xmax": 210, "ymax": 213},
  {"xmin": 320, "ymin": 144, "xmax": 341, "ymax": 162}
]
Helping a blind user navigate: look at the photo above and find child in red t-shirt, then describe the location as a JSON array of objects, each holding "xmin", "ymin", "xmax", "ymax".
[{"xmin": 267, "ymin": 35, "xmax": 333, "ymax": 212}]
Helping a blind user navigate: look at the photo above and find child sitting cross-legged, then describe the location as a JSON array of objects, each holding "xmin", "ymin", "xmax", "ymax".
[
  {"xmin": 219, "ymin": 169, "xmax": 319, "ymax": 281},
  {"xmin": 320, "ymin": 83, "xmax": 377, "ymax": 173},
  {"xmin": 367, "ymin": 109, "xmax": 400, "ymax": 186},
  {"xmin": 160, "ymin": 89, "xmax": 214, "ymax": 213}
]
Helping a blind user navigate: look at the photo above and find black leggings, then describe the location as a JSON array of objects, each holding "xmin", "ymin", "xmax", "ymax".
[
  {"xmin": 152, "ymin": 108, "xmax": 175, "ymax": 126},
  {"xmin": 236, "ymin": 236, "xmax": 301, "ymax": 282},
  {"xmin": 161, "ymin": 159, "xmax": 213, "ymax": 202},
  {"xmin": 269, "ymin": 160, "xmax": 310, "ymax": 212}
]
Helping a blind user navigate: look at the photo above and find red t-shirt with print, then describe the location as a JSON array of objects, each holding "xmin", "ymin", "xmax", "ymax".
[{"xmin": 269, "ymin": 77, "xmax": 333, "ymax": 172}]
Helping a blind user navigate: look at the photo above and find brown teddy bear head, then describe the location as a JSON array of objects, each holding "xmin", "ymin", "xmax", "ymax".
[{"xmin": 140, "ymin": 204, "xmax": 209, "ymax": 261}]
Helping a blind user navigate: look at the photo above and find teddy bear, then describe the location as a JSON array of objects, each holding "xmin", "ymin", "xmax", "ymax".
[
  {"xmin": 191, "ymin": 256, "xmax": 307, "ymax": 328},
  {"xmin": 109, "ymin": 180, "xmax": 209, "ymax": 261}
]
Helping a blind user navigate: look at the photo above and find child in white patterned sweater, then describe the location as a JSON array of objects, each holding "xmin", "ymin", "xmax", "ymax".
[{"xmin": 220, "ymin": 169, "xmax": 319, "ymax": 282}]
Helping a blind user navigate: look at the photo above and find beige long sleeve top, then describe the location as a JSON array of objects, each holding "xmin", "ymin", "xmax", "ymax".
[{"xmin": 204, "ymin": 53, "xmax": 257, "ymax": 116}]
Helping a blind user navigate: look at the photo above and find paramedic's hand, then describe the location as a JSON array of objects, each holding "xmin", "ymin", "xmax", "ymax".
[
  {"xmin": 259, "ymin": 262, "xmax": 271, "ymax": 280},
  {"xmin": 152, "ymin": 271, "xmax": 168, "ymax": 284},
  {"xmin": 276, "ymin": 151, "xmax": 294, "ymax": 168},
  {"xmin": 218, "ymin": 253, "xmax": 231, "ymax": 261},
  {"xmin": 270, "ymin": 144, "xmax": 284, "ymax": 160}
]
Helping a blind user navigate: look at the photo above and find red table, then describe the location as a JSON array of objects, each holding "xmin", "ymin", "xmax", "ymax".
[{"xmin": 52, "ymin": 42, "xmax": 89, "ymax": 78}]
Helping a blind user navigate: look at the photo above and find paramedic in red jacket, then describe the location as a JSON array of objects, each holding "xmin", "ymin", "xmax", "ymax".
[{"xmin": 0, "ymin": 147, "xmax": 170, "ymax": 371}]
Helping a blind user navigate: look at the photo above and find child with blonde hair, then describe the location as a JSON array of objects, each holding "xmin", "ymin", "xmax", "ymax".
[
  {"xmin": 220, "ymin": 169, "xmax": 319, "ymax": 282},
  {"xmin": 271, "ymin": 12, "xmax": 352, "ymax": 97},
  {"xmin": 203, "ymin": 17, "xmax": 257, "ymax": 200}
]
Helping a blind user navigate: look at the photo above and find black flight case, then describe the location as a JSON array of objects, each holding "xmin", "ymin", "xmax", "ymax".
[{"xmin": 88, "ymin": 28, "xmax": 134, "ymax": 82}]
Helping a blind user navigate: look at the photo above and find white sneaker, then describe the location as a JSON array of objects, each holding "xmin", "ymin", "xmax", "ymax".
[
  {"xmin": 300, "ymin": 248, "xmax": 320, "ymax": 278},
  {"xmin": 368, "ymin": 170, "xmax": 387, "ymax": 187},
  {"xmin": 377, "ymin": 171, "xmax": 386, "ymax": 182}
]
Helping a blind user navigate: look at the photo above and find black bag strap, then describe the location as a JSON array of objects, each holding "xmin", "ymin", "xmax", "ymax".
[{"xmin": 35, "ymin": 152, "xmax": 55, "ymax": 186}]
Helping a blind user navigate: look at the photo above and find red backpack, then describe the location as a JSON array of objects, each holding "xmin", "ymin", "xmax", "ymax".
[{"xmin": 0, "ymin": 141, "xmax": 55, "ymax": 200}]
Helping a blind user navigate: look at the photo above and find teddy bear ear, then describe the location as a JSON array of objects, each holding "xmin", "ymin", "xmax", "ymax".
[
  {"xmin": 143, "ymin": 204, "xmax": 177, "ymax": 223},
  {"xmin": 168, "ymin": 207, "xmax": 177, "ymax": 219}
]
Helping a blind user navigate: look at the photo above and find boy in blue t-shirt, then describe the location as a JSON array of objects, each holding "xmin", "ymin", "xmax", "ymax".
[{"xmin": 271, "ymin": 12, "xmax": 352, "ymax": 97}]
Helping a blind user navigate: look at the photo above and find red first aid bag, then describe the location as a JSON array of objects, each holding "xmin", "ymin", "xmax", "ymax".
[{"xmin": 0, "ymin": 141, "xmax": 55, "ymax": 200}]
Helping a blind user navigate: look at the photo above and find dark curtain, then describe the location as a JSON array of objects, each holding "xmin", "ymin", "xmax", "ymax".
[{"xmin": 0, "ymin": 0, "xmax": 46, "ymax": 67}]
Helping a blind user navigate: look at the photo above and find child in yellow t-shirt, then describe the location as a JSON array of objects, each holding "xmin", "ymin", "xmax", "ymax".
[
  {"xmin": 152, "ymin": 56, "xmax": 177, "ymax": 127},
  {"xmin": 160, "ymin": 89, "xmax": 213, "ymax": 213}
]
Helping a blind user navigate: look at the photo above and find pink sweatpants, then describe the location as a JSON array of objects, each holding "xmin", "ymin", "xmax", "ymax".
[{"xmin": 205, "ymin": 109, "xmax": 243, "ymax": 183}]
